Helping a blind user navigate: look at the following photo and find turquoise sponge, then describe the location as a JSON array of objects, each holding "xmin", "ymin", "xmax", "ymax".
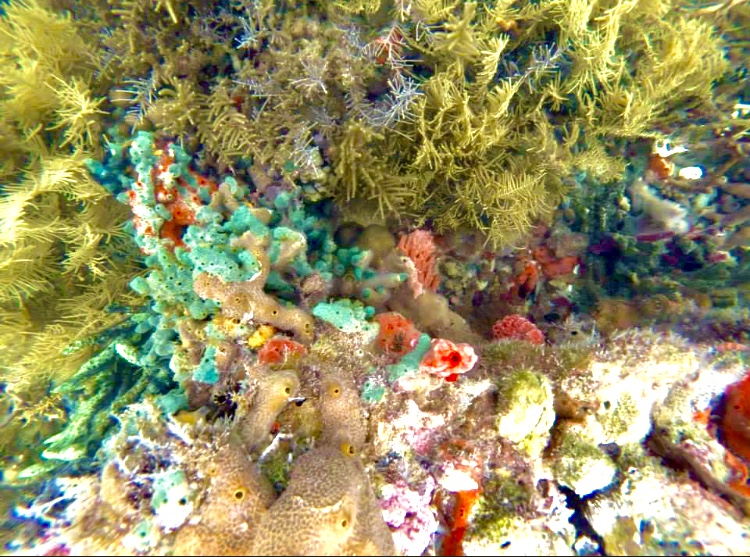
[
  {"xmin": 312, "ymin": 299, "xmax": 378, "ymax": 337},
  {"xmin": 129, "ymin": 245, "xmax": 218, "ymax": 320}
]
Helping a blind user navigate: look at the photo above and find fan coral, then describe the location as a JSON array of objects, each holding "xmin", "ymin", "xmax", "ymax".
[
  {"xmin": 491, "ymin": 315, "xmax": 545, "ymax": 345},
  {"xmin": 397, "ymin": 229, "xmax": 440, "ymax": 297}
]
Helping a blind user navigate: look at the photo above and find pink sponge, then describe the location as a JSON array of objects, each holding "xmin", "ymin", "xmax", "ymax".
[
  {"xmin": 397, "ymin": 229, "xmax": 440, "ymax": 297},
  {"xmin": 491, "ymin": 314, "xmax": 544, "ymax": 345}
]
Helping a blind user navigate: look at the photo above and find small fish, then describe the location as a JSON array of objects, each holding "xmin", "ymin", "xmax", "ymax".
[{"xmin": 716, "ymin": 342, "xmax": 750, "ymax": 353}]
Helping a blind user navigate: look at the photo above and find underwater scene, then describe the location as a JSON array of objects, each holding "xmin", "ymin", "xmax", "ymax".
[{"xmin": 0, "ymin": 0, "xmax": 749, "ymax": 555}]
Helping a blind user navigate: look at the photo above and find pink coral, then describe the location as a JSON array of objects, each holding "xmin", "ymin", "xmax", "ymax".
[
  {"xmin": 379, "ymin": 477, "xmax": 438, "ymax": 556},
  {"xmin": 397, "ymin": 229, "xmax": 440, "ymax": 297},
  {"xmin": 419, "ymin": 338, "xmax": 477, "ymax": 382},
  {"xmin": 491, "ymin": 314, "xmax": 545, "ymax": 345}
]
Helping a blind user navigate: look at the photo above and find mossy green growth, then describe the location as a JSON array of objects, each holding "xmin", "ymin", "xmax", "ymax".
[
  {"xmin": 551, "ymin": 428, "xmax": 617, "ymax": 497},
  {"xmin": 554, "ymin": 344, "xmax": 597, "ymax": 375},
  {"xmin": 598, "ymin": 393, "xmax": 639, "ymax": 441},
  {"xmin": 480, "ymin": 340, "xmax": 544, "ymax": 372},
  {"xmin": 495, "ymin": 370, "xmax": 555, "ymax": 457},
  {"xmin": 259, "ymin": 447, "xmax": 294, "ymax": 495},
  {"xmin": 468, "ymin": 470, "xmax": 533, "ymax": 545}
]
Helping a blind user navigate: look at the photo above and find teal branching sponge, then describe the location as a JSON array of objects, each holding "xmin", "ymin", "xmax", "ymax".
[
  {"xmin": 312, "ymin": 298, "xmax": 378, "ymax": 338},
  {"xmin": 85, "ymin": 129, "xmax": 420, "ymax": 416}
]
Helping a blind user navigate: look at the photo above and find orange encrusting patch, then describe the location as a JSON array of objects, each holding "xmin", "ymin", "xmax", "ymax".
[
  {"xmin": 716, "ymin": 342, "xmax": 750, "ymax": 353},
  {"xmin": 374, "ymin": 312, "xmax": 421, "ymax": 358},
  {"xmin": 692, "ymin": 407, "xmax": 711, "ymax": 426},
  {"xmin": 532, "ymin": 246, "xmax": 579, "ymax": 280},
  {"xmin": 439, "ymin": 489, "xmax": 481, "ymax": 557},
  {"xmin": 724, "ymin": 450, "xmax": 750, "ymax": 497},
  {"xmin": 647, "ymin": 153, "xmax": 674, "ymax": 180},
  {"xmin": 257, "ymin": 336, "xmax": 307, "ymax": 366},
  {"xmin": 719, "ymin": 371, "xmax": 750, "ymax": 497},
  {"xmin": 722, "ymin": 373, "xmax": 750, "ymax": 463}
]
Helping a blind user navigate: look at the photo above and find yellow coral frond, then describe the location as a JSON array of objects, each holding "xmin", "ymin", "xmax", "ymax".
[
  {"xmin": 47, "ymin": 76, "xmax": 106, "ymax": 151},
  {"xmin": 331, "ymin": 0, "xmax": 382, "ymax": 14},
  {"xmin": 430, "ymin": 1, "xmax": 482, "ymax": 64},
  {"xmin": 474, "ymin": 35, "xmax": 511, "ymax": 90},
  {"xmin": 0, "ymin": 0, "xmax": 94, "ymax": 76},
  {"xmin": 0, "ymin": 61, "xmax": 59, "ymax": 128},
  {"xmin": 36, "ymin": 154, "xmax": 110, "ymax": 201},
  {"xmin": 0, "ymin": 242, "xmax": 57, "ymax": 304}
]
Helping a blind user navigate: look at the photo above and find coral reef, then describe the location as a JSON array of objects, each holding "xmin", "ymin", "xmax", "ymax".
[{"xmin": 2, "ymin": 0, "xmax": 750, "ymax": 556}]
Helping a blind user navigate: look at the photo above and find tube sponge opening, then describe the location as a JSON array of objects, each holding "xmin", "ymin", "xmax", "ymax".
[{"xmin": 237, "ymin": 370, "xmax": 301, "ymax": 452}]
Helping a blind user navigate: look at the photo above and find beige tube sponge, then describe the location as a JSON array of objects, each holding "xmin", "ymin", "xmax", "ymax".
[
  {"xmin": 193, "ymin": 246, "xmax": 314, "ymax": 343},
  {"xmin": 250, "ymin": 445, "xmax": 395, "ymax": 556},
  {"xmin": 236, "ymin": 369, "xmax": 301, "ymax": 452},
  {"xmin": 317, "ymin": 373, "xmax": 368, "ymax": 450}
]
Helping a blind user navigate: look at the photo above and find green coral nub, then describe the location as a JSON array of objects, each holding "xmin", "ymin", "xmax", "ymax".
[{"xmin": 495, "ymin": 370, "xmax": 556, "ymax": 457}]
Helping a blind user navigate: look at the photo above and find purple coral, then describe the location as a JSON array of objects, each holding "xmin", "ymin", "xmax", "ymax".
[{"xmin": 379, "ymin": 476, "xmax": 438, "ymax": 557}]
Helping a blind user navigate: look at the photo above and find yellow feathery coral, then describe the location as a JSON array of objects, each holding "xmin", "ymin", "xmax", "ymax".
[
  {"xmin": 331, "ymin": 0, "xmax": 382, "ymax": 15},
  {"xmin": 47, "ymin": 76, "xmax": 106, "ymax": 151},
  {"xmin": 331, "ymin": 121, "xmax": 423, "ymax": 219}
]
